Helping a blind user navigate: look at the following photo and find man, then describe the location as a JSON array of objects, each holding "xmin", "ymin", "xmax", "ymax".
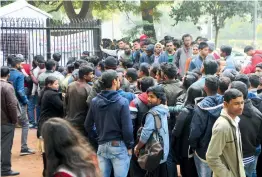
[
  {"xmin": 220, "ymin": 45, "xmax": 236, "ymax": 71},
  {"xmin": 189, "ymin": 75, "xmax": 223, "ymax": 177},
  {"xmin": 184, "ymin": 43, "xmax": 199, "ymax": 73},
  {"xmin": 65, "ymin": 65, "xmax": 94, "ymax": 135},
  {"xmin": 125, "ymin": 68, "xmax": 139, "ymax": 93},
  {"xmin": 230, "ymin": 81, "xmax": 262, "ymax": 177},
  {"xmin": 207, "ymin": 41, "xmax": 220, "ymax": 60},
  {"xmin": 86, "ymin": 56, "xmax": 130, "ymax": 106},
  {"xmin": 8, "ymin": 57, "xmax": 35, "ymax": 156},
  {"xmin": 138, "ymin": 62, "xmax": 150, "ymax": 79},
  {"xmin": 140, "ymin": 44, "xmax": 155, "ymax": 64},
  {"xmin": 61, "ymin": 63, "xmax": 74, "ymax": 93},
  {"xmin": 217, "ymin": 76, "xmax": 231, "ymax": 95},
  {"xmin": 100, "ymin": 39, "xmax": 126, "ymax": 60},
  {"xmin": 174, "ymin": 34, "xmax": 193, "ymax": 77},
  {"xmin": 159, "ymin": 40, "xmax": 176, "ymax": 63},
  {"xmin": 206, "ymin": 89, "xmax": 246, "ymax": 177},
  {"xmin": 52, "ymin": 53, "xmax": 61, "ymax": 71},
  {"xmin": 243, "ymin": 46, "xmax": 262, "ymax": 74},
  {"xmin": 258, "ymin": 77, "xmax": 262, "ymax": 98},
  {"xmin": 189, "ymin": 42, "xmax": 209, "ymax": 71},
  {"xmin": 1, "ymin": 67, "xmax": 20, "ymax": 176},
  {"xmin": 235, "ymin": 74, "xmax": 257, "ymax": 99},
  {"xmin": 120, "ymin": 43, "xmax": 132, "ymax": 61},
  {"xmin": 249, "ymin": 74, "xmax": 260, "ymax": 95},
  {"xmin": 132, "ymin": 39, "xmax": 143, "ymax": 68},
  {"xmin": 256, "ymin": 63, "xmax": 262, "ymax": 76},
  {"xmin": 38, "ymin": 59, "xmax": 65, "ymax": 91},
  {"xmin": 85, "ymin": 70, "xmax": 134, "ymax": 177}
]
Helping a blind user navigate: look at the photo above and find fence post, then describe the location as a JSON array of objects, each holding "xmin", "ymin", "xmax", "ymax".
[
  {"xmin": 93, "ymin": 20, "xmax": 102, "ymax": 57},
  {"xmin": 46, "ymin": 18, "xmax": 51, "ymax": 60}
]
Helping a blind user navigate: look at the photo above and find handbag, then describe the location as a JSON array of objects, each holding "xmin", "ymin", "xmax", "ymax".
[{"xmin": 137, "ymin": 110, "xmax": 164, "ymax": 172}]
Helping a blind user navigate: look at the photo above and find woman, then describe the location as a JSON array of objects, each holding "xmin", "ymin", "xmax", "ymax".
[
  {"xmin": 172, "ymin": 85, "xmax": 203, "ymax": 177},
  {"xmin": 37, "ymin": 76, "xmax": 64, "ymax": 176},
  {"xmin": 42, "ymin": 118, "xmax": 101, "ymax": 177}
]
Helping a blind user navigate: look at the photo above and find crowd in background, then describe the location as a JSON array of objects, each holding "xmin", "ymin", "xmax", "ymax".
[{"xmin": 1, "ymin": 33, "xmax": 262, "ymax": 177}]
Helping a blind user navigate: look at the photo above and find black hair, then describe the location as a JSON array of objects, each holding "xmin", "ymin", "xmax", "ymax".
[
  {"xmin": 74, "ymin": 59, "xmax": 88, "ymax": 69},
  {"xmin": 164, "ymin": 35, "xmax": 173, "ymax": 41},
  {"xmin": 222, "ymin": 69, "xmax": 238, "ymax": 82},
  {"xmin": 235, "ymin": 74, "xmax": 250, "ymax": 88},
  {"xmin": 67, "ymin": 63, "xmax": 75, "ymax": 74},
  {"xmin": 249, "ymin": 74, "xmax": 260, "ymax": 88},
  {"xmin": 218, "ymin": 76, "xmax": 231, "ymax": 94},
  {"xmin": 198, "ymin": 42, "xmax": 209, "ymax": 50},
  {"xmin": 224, "ymin": 88, "xmax": 243, "ymax": 103},
  {"xmin": 230, "ymin": 81, "xmax": 248, "ymax": 99},
  {"xmin": 165, "ymin": 40, "xmax": 174, "ymax": 47},
  {"xmin": 10, "ymin": 57, "xmax": 24, "ymax": 67},
  {"xmin": 45, "ymin": 59, "xmax": 56, "ymax": 70},
  {"xmin": 196, "ymin": 36, "xmax": 202, "ymax": 41},
  {"xmin": 1, "ymin": 66, "xmax": 10, "ymax": 77},
  {"xmin": 147, "ymin": 85, "xmax": 167, "ymax": 104},
  {"xmin": 220, "ymin": 45, "xmax": 232, "ymax": 56},
  {"xmin": 52, "ymin": 53, "xmax": 61, "ymax": 62},
  {"xmin": 201, "ymin": 38, "xmax": 208, "ymax": 42},
  {"xmin": 98, "ymin": 61, "xmax": 105, "ymax": 71},
  {"xmin": 117, "ymin": 38, "xmax": 126, "ymax": 43},
  {"xmin": 34, "ymin": 55, "xmax": 45, "ymax": 62},
  {"xmin": 182, "ymin": 34, "xmax": 192, "ymax": 41},
  {"xmin": 120, "ymin": 58, "xmax": 133, "ymax": 69},
  {"xmin": 67, "ymin": 57, "xmax": 77, "ymax": 65},
  {"xmin": 7, "ymin": 55, "xmax": 15, "ymax": 66},
  {"xmin": 44, "ymin": 76, "xmax": 58, "ymax": 87},
  {"xmin": 203, "ymin": 59, "xmax": 218, "ymax": 75},
  {"xmin": 205, "ymin": 75, "xmax": 219, "ymax": 95},
  {"xmin": 244, "ymin": 45, "xmax": 254, "ymax": 53},
  {"xmin": 191, "ymin": 68, "xmax": 202, "ymax": 77},
  {"xmin": 173, "ymin": 39, "xmax": 181, "ymax": 48},
  {"xmin": 256, "ymin": 63, "xmax": 262, "ymax": 69},
  {"xmin": 138, "ymin": 77, "xmax": 155, "ymax": 92},
  {"xmin": 139, "ymin": 63, "xmax": 150, "ymax": 76},
  {"xmin": 185, "ymin": 85, "xmax": 203, "ymax": 105},
  {"xmin": 101, "ymin": 70, "xmax": 118, "ymax": 89},
  {"xmin": 183, "ymin": 74, "xmax": 198, "ymax": 90},
  {"xmin": 88, "ymin": 56, "xmax": 100, "ymax": 67},
  {"xmin": 126, "ymin": 68, "xmax": 138, "ymax": 82},
  {"xmin": 132, "ymin": 38, "xmax": 140, "ymax": 43},
  {"xmin": 58, "ymin": 66, "xmax": 65, "ymax": 74},
  {"xmin": 160, "ymin": 62, "xmax": 178, "ymax": 79},
  {"xmin": 79, "ymin": 66, "xmax": 94, "ymax": 80},
  {"xmin": 150, "ymin": 63, "xmax": 160, "ymax": 78},
  {"xmin": 41, "ymin": 118, "xmax": 98, "ymax": 177}
]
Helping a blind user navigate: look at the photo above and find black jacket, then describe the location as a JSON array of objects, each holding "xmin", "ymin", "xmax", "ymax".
[
  {"xmin": 38, "ymin": 88, "xmax": 64, "ymax": 137},
  {"xmin": 239, "ymin": 99, "xmax": 262, "ymax": 158},
  {"xmin": 172, "ymin": 104, "xmax": 195, "ymax": 161}
]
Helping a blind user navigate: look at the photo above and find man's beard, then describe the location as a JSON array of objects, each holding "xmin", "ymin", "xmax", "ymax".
[
  {"xmin": 125, "ymin": 51, "xmax": 131, "ymax": 55},
  {"xmin": 148, "ymin": 103, "xmax": 158, "ymax": 108}
]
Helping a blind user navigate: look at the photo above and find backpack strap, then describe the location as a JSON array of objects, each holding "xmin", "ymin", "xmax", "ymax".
[{"xmin": 149, "ymin": 110, "xmax": 162, "ymax": 130}]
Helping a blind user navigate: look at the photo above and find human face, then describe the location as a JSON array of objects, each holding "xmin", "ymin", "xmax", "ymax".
[
  {"xmin": 133, "ymin": 42, "xmax": 140, "ymax": 50},
  {"xmin": 147, "ymin": 91, "xmax": 161, "ymax": 107},
  {"xmin": 183, "ymin": 37, "xmax": 192, "ymax": 47},
  {"xmin": 84, "ymin": 72, "xmax": 94, "ymax": 82},
  {"xmin": 224, "ymin": 96, "xmax": 244, "ymax": 118},
  {"xmin": 118, "ymin": 41, "xmax": 126, "ymax": 49},
  {"xmin": 166, "ymin": 42, "xmax": 174, "ymax": 53},
  {"xmin": 124, "ymin": 45, "xmax": 131, "ymax": 55},
  {"xmin": 141, "ymin": 45, "xmax": 147, "ymax": 52},
  {"xmin": 16, "ymin": 62, "xmax": 23, "ymax": 70},
  {"xmin": 48, "ymin": 80, "xmax": 59, "ymax": 90},
  {"xmin": 200, "ymin": 47, "xmax": 209, "ymax": 58},
  {"xmin": 155, "ymin": 70, "xmax": 162, "ymax": 83},
  {"xmin": 220, "ymin": 50, "xmax": 226, "ymax": 58},
  {"xmin": 113, "ymin": 77, "xmax": 121, "ymax": 90},
  {"xmin": 255, "ymin": 67, "xmax": 262, "ymax": 76},
  {"xmin": 155, "ymin": 44, "xmax": 162, "ymax": 54},
  {"xmin": 193, "ymin": 47, "xmax": 199, "ymax": 55},
  {"xmin": 246, "ymin": 50, "xmax": 253, "ymax": 56}
]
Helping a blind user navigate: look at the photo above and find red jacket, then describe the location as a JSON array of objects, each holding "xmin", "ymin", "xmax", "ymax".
[{"xmin": 243, "ymin": 50, "xmax": 262, "ymax": 74}]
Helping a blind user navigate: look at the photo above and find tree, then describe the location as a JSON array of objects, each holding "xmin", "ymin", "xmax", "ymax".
[{"xmin": 170, "ymin": 1, "xmax": 252, "ymax": 46}]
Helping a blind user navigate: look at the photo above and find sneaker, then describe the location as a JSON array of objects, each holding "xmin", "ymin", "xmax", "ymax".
[
  {"xmin": 1, "ymin": 170, "xmax": 20, "ymax": 176},
  {"xmin": 29, "ymin": 124, "xmax": 34, "ymax": 128},
  {"xmin": 20, "ymin": 148, "xmax": 35, "ymax": 156}
]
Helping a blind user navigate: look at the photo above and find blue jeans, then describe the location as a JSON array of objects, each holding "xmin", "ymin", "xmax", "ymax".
[
  {"xmin": 97, "ymin": 141, "xmax": 131, "ymax": 177},
  {"xmin": 194, "ymin": 154, "xmax": 212, "ymax": 177},
  {"xmin": 253, "ymin": 145, "xmax": 261, "ymax": 177},
  {"xmin": 245, "ymin": 160, "xmax": 256, "ymax": 177},
  {"xmin": 167, "ymin": 148, "xmax": 177, "ymax": 177},
  {"xmin": 27, "ymin": 95, "xmax": 40, "ymax": 125}
]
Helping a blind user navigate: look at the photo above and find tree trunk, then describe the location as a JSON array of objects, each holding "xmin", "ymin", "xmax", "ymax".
[
  {"xmin": 63, "ymin": 1, "xmax": 93, "ymax": 21},
  {"xmin": 215, "ymin": 27, "xmax": 219, "ymax": 48},
  {"xmin": 140, "ymin": 1, "xmax": 156, "ymax": 40}
]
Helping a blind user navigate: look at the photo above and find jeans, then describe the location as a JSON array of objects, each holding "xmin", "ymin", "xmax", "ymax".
[
  {"xmin": 1, "ymin": 124, "xmax": 15, "ymax": 172},
  {"xmin": 97, "ymin": 141, "xmax": 131, "ymax": 177},
  {"xmin": 245, "ymin": 160, "xmax": 256, "ymax": 177},
  {"xmin": 194, "ymin": 154, "xmax": 212, "ymax": 177},
  {"xmin": 27, "ymin": 95, "xmax": 40, "ymax": 125},
  {"xmin": 253, "ymin": 145, "xmax": 261, "ymax": 177},
  {"xmin": 19, "ymin": 102, "xmax": 29, "ymax": 150}
]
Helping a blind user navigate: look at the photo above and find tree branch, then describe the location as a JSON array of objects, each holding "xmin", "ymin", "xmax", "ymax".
[{"xmin": 47, "ymin": 2, "xmax": 63, "ymax": 13}]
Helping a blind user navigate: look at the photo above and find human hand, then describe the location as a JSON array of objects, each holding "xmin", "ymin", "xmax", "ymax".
[
  {"xmin": 128, "ymin": 149, "xmax": 132, "ymax": 156},
  {"xmin": 134, "ymin": 146, "xmax": 139, "ymax": 157}
]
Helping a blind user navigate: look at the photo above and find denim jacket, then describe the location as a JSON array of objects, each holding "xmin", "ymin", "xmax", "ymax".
[{"xmin": 140, "ymin": 104, "xmax": 169, "ymax": 163}]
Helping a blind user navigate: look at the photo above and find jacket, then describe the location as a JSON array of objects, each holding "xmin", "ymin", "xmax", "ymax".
[
  {"xmin": 243, "ymin": 54, "xmax": 262, "ymax": 74},
  {"xmin": 189, "ymin": 94, "xmax": 223, "ymax": 160},
  {"xmin": 140, "ymin": 104, "xmax": 169, "ymax": 163},
  {"xmin": 206, "ymin": 110, "xmax": 246, "ymax": 177},
  {"xmin": 38, "ymin": 70, "xmax": 65, "ymax": 90},
  {"xmin": 239, "ymin": 99, "xmax": 262, "ymax": 158},
  {"xmin": 38, "ymin": 88, "xmax": 64, "ymax": 137},
  {"xmin": 1, "ymin": 80, "xmax": 18, "ymax": 125},
  {"xmin": 224, "ymin": 55, "xmax": 236, "ymax": 71},
  {"xmin": 65, "ymin": 81, "xmax": 92, "ymax": 129},
  {"xmin": 173, "ymin": 104, "xmax": 195, "ymax": 160},
  {"xmin": 158, "ymin": 51, "xmax": 175, "ymax": 63},
  {"xmin": 8, "ymin": 68, "xmax": 29, "ymax": 105},
  {"xmin": 174, "ymin": 46, "xmax": 193, "ymax": 76},
  {"xmin": 161, "ymin": 79, "xmax": 183, "ymax": 106},
  {"xmin": 117, "ymin": 89, "xmax": 135, "ymax": 103},
  {"xmin": 188, "ymin": 55, "xmax": 204, "ymax": 71},
  {"xmin": 140, "ymin": 45, "xmax": 155, "ymax": 64},
  {"xmin": 85, "ymin": 90, "xmax": 134, "ymax": 149}
]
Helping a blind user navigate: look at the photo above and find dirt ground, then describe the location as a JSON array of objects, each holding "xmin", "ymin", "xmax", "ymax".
[{"xmin": 9, "ymin": 128, "xmax": 42, "ymax": 177}]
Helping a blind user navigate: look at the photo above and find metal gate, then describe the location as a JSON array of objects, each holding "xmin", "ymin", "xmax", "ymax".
[{"xmin": 0, "ymin": 18, "xmax": 102, "ymax": 66}]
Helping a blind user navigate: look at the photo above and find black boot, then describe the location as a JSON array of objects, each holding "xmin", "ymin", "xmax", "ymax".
[{"xmin": 42, "ymin": 153, "xmax": 47, "ymax": 177}]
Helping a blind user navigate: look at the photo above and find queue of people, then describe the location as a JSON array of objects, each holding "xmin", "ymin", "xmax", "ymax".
[{"xmin": 1, "ymin": 34, "xmax": 262, "ymax": 177}]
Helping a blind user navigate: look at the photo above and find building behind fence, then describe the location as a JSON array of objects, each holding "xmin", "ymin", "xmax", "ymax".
[{"xmin": 0, "ymin": 17, "xmax": 102, "ymax": 66}]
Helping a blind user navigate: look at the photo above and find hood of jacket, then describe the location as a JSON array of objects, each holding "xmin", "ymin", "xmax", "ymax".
[
  {"xmin": 151, "ymin": 104, "xmax": 169, "ymax": 117},
  {"xmin": 146, "ymin": 44, "xmax": 155, "ymax": 53},
  {"xmin": 138, "ymin": 92, "xmax": 148, "ymax": 105},
  {"xmin": 197, "ymin": 94, "xmax": 223, "ymax": 117},
  {"xmin": 96, "ymin": 90, "xmax": 121, "ymax": 109}
]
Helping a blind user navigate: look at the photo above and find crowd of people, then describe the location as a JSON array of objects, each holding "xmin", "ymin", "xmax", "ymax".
[{"xmin": 1, "ymin": 33, "xmax": 262, "ymax": 177}]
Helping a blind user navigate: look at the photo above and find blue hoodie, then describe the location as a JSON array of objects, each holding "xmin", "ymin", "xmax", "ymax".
[
  {"xmin": 85, "ymin": 90, "xmax": 134, "ymax": 149},
  {"xmin": 189, "ymin": 94, "xmax": 223, "ymax": 160},
  {"xmin": 140, "ymin": 104, "xmax": 170, "ymax": 163},
  {"xmin": 117, "ymin": 89, "xmax": 136, "ymax": 103}
]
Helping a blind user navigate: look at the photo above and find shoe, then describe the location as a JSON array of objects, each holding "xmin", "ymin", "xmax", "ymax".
[
  {"xmin": 1, "ymin": 170, "xmax": 20, "ymax": 176},
  {"xmin": 20, "ymin": 148, "xmax": 35, "ymax": 156},
  {"xmin": 29, "ymin": 124, "xmax": 34, "ymax": 128}
]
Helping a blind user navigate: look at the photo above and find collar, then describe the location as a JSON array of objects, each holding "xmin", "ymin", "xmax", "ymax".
[
  {"xmin": 0, "ymin": 79, "xmax": 8, "ymax": 82},
  {"xmin": 221, "ymin": 109, "xmax": 240, "ymax": 128}
]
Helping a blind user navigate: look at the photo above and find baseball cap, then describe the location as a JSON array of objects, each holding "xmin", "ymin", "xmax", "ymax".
[{"xmin": 104, "ymin": 56, "xmax": 117, "ymax": 69}]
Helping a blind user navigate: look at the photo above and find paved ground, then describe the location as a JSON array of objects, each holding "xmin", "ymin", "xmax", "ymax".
[{"xmin": 9, "ymin": 128, "xmax": 42, "ymax": 177}]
